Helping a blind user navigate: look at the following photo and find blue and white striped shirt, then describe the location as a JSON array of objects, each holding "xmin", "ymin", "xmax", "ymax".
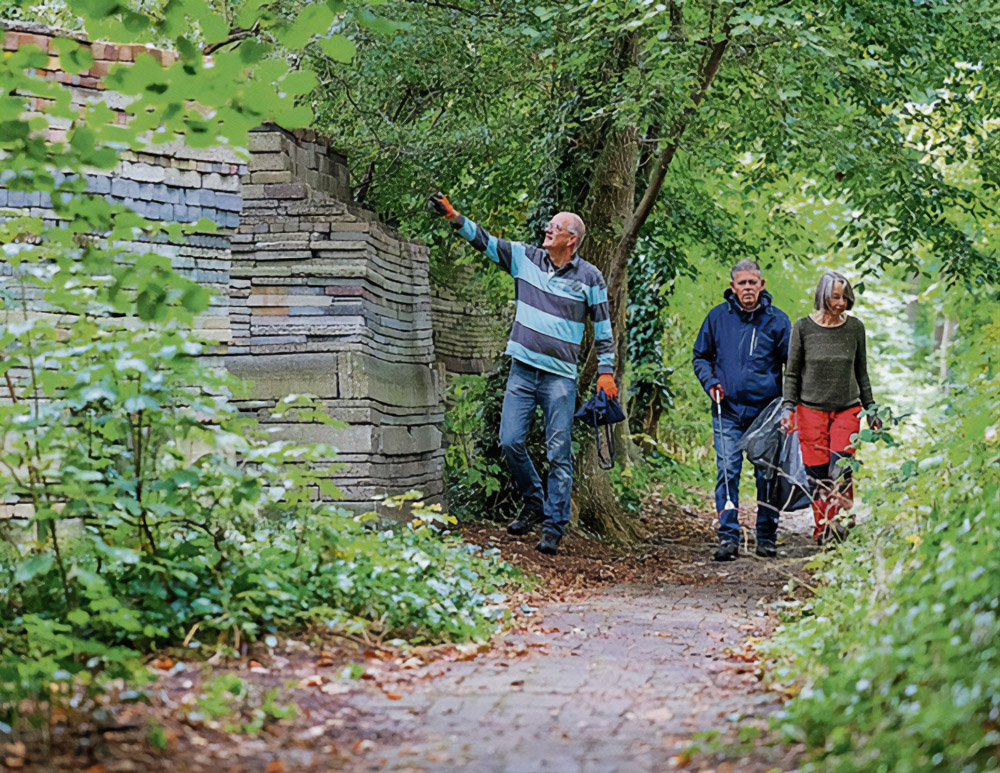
[{"xmin": 454, "ymin": 216, "xmax": 615, "ymax": 380}]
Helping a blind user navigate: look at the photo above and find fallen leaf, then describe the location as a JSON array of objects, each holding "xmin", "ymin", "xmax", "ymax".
[
  {"xmin": 151, "ymin": 657, "xmax": 175, "ymax": 671},
  {"xmin": 3, "ymin": 741, "xmax": 26, "ymax": 769},
  {"xmin": 298, "ymin": 675, "xmax": 324, "ymax": 688},
  {"xmin": 385, "ymin": 693, "xmax": 402, "ymax": 700},
  {"xmin": 264, "ymin": 761, "xmax": 285, "ymax": 773}
]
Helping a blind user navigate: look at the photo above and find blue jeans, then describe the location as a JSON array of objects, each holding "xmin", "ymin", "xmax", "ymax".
[
  {"xmin": 499, "ymin": 360, "xmax": 576, "ymax": 538},
  {"xmin": 713, "ymin": 402, "xmax": 779, "ymax": 545}
]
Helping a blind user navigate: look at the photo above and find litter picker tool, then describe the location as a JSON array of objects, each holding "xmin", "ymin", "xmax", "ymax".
[{"xmin": 714, "ymin": 391, "xmax": 736, "ymax": 513}]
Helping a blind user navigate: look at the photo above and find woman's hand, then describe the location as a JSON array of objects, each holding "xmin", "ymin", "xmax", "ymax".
[
  {"xmin": 868, "ymin": 414, "xmax": 883, "ymax": 432},
  {"xmin": 781, "ymin": 408, "xmax": 796, "ymax": 433}
]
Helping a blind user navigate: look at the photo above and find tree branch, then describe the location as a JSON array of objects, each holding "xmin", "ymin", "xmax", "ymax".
[
  {"xmin": 618, "ymin": 5, "xmax": 749, "ymax": 255},
  {"xmin": 203, "ymin": 22, "xmax": 261, "ymax": 57}
]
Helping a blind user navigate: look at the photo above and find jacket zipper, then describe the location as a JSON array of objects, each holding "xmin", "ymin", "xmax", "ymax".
[{"xmin": 749, "ymin": 328, "xmax": 757, "ymax": 357}]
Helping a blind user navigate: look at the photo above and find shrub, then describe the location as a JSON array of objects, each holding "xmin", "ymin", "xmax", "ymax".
[{"xmin": 764, "ymin": 297, "xmax": 1000, "ymax": 771}]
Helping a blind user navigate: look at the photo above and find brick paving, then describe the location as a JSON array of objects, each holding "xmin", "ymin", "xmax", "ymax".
[{"xmin": 352, "ymin": 511, "xmax": 818, "ymax": 772}]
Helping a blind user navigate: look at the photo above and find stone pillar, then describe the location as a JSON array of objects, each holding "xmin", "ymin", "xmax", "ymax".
[{"xmin": 225, "ymin": 125, "xmax": 444, "ymax": 508}]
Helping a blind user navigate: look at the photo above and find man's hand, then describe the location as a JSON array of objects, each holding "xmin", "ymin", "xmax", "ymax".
[
  {"xmin": 781, "ymin": 408, "xmax": 796, "ymax": 433},
  {"xmin": 597, "ymin": 374, "xmax": 618, "ymax": 400},
  {"xmin": 868, "ymin": 414, "xmax": 883, "ymax": 432},
  {"xmin": 709, "ymin": 384, "xmax": 724, "ymax": 404},
  {"xmin": 429, "ymin": 192, "xmax": 458, "ymax": 220}
]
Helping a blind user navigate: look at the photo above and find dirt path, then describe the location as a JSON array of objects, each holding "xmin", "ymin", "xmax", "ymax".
[
  {"xmin": 348, "ymin": 509, "xmax": 817, "ymax": 772},
  {"xmin": 18, "ymin": 502, "xmax": 817, "ymax": 772}
]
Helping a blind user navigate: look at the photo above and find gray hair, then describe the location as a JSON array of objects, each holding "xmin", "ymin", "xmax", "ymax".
[
  {"xmin": 730, "ymin": 259, "xmax": 761, "ymax": 279},
  {"xmin": 814, "ymin": 270, "xmax": 856, "ymax": 311},
  {"xmin": 565, "ymin": 212, "xmax": 586, "ymax": 250}
]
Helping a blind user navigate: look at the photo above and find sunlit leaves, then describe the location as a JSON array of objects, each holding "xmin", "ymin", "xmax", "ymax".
[{"xmin": 318, "ymin": 34, "xmax": 355, "ymax": 63}]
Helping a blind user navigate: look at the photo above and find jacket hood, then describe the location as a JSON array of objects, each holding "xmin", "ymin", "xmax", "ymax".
[{"xmin": 724, "ymin": 288, "xmax": 773, "ymax": 317}]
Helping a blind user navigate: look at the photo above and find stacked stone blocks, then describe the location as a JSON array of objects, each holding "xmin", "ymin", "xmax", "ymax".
[{"xmin": 0, "ymin": 21, "xmax": 444, "ymax": 507}]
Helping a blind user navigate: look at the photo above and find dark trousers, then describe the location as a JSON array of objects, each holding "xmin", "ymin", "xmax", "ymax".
[{"xmin": 713, "ymin": 403, "xmax": 781, "ymax": 545}]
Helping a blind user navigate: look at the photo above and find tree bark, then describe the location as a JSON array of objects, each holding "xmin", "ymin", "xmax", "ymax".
[
  {"xmin": 569, "ymin": 17, "xmax": 736, "ymax": 541},
  {"xmin": 567, "ymin": 32, "xmax": 646, "ymax": 541}
]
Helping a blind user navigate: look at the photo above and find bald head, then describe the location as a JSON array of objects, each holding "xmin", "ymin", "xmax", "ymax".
[{"xmin": 560, "ymin": 212, "xmax": 586, "ymax": 250}]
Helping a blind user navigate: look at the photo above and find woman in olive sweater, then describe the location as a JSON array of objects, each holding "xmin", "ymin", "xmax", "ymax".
[{"xmin": 780, "ymin": 270, "xmax": 881, "ymax": 544}]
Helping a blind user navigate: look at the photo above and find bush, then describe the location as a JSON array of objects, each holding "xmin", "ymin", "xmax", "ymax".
[
  {"xmin": 763, "ymin": 298, "xmax": 1000, "ymax": 771},
  {"xmin": 0, "ymin": 5, "xmax": 523, "ymax": 729},
  {"xmin": 0, "ymin": 252, "xmax": 522, "ymax": 731},
  {"xmin": 442, "ymin": 368, "xmax": 550, "ymax": 522}
]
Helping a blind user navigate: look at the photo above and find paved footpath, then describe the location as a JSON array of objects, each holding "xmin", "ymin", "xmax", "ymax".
[{"xmin": 353, "ymin": 522, "xmax": 816, "ymax": 773}]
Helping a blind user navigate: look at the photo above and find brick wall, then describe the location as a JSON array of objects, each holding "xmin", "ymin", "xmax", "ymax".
[
  {"xmin": 431, "ymin": 264, "xmax": 510, "ymax": 375},
  {"xmin": 0, "ymin": 20, "xmax": 444, "ymax": 508}
]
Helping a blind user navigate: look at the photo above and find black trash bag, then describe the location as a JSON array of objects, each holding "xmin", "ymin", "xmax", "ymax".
[
  {"xmin": 737, "ymin": 397, "xmax": 785, "ymax": 480},
  {"xmin": 575, "ymin": 390, "xmax": 626, "ymax": 471},
  {"xmin": 776, "ymin": 431, "xmax": 812, "ymax": 512}
]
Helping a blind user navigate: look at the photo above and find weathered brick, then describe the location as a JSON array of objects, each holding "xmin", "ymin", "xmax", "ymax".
[
  {"xmin": 270, "ymin": 183, "xmax": 306, "ymax": 199},
  {"xmin": 250, "ymin": 171, "xmax": 294, "ymax": 185}
]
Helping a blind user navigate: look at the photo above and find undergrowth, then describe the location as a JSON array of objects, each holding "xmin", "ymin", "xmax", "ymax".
[{"xmin": 763, "ymin": 296, "xmax": 1000, "ymax": 771}]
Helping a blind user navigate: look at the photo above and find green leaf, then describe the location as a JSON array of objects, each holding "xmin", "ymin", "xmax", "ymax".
[
  {"xmin": 281, "ymin": 3, "xmax": 336, "ymax": 49},
  {"xmin": 67, "ymin": 609, "xmax": 91, "ymax": 625},
  {"xmin": 318, "ymin": 35, "xmax": 356, "ymax": 63},
  {"xmin": 14, "ymin": 554, "xmax": 55, "ymax": 584}
]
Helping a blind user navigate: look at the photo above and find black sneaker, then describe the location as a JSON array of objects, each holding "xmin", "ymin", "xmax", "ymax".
[
  {"xmin": 535, "ymin": 532, "xmax": 560, "ymax": 555},
  {"xmin": 713, "ymin": 542, "xmax": 739, "ymax": 561},
  {"xmin": 507, "ymin": 503, "xmax": 545, "ymax": 536},
  {"xmin": 755, "ymin": 541, "xmax": 777, "ymax": 558}
]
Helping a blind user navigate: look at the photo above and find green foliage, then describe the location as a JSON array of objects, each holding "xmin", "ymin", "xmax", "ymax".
[
  {"xmin": 442, "ymin": 369, "xmax": 549, "ymax": 523},
  {"xmin": 0, "ymin": 0, "xmax": 525, "ymax": 735},
  {"xmin": 763, "ymin": 291, "xmax": 1000, "ymax": 771},
  {"xmin": 309, "ymin": 0, "xmax": 1000, "ymax": 477},
  {"xmin": 188, "ymin": 673, "xmax": 296, "ymax": 734},
  {"xmin": 607, "ymin": 450, "xmax": 703, "ymax": 515},
  {"xmin": 443, "ymin": 375, "xmax": 507, "ymax": 506}
]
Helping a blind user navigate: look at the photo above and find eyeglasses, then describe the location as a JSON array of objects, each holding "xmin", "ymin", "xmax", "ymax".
[{"xmin": 545, "ymin": 221, "xmax": 578, "ymax": 236}]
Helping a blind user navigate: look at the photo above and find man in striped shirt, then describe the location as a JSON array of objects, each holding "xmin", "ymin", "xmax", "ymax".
[{"xmin": 430, "ymin": 193, "xmax": 617, "ymax": 555}]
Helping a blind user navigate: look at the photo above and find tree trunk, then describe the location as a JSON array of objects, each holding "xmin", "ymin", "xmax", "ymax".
[
  {"xmin": 568, "ymin": 31, "xmax": 646, "ymax": 542},
  {"xmin": 569, "ymin": 19, "xmax": 734, "ymax": 541}
]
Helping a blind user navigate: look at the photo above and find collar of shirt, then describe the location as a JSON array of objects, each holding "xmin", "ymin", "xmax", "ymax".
[{"xmin": 545, "ymin": 252, "xmax": 580, "ymax": 275}]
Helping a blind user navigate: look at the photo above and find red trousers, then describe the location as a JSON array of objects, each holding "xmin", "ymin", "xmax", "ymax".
[{"xmin": 796, "ymin": 405, "xmax": 861, "ymax": 539}]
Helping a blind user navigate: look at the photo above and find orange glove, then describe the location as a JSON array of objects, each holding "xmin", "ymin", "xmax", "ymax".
[
  {"xmin": 597, "ymin": 374, "xmax": 618, "ymax": 400},
  {"xmin": 429, "ymin": 192, "xmax": 457, "ymax": 219},
  {"xmin": 709, "ymin": 384, "xmax": 724, "ymax": 403}
]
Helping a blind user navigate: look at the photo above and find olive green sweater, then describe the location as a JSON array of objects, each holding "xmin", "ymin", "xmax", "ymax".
[{"xmin": 782, "ymin": 315, "xmax": 874, "ymax": 412}]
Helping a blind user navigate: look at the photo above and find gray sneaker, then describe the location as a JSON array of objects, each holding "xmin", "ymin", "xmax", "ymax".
[{"xmin": 713, "ymin": 542, "xmax": 738, "ymax": 561}]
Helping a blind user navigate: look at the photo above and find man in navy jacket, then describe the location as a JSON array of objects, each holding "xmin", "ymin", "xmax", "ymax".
[{"xmin": 692, "ymin": 260, "xmax": 791, "ymax": 560}]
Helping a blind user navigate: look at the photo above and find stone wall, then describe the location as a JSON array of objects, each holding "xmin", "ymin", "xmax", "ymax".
[
  {"xmin": 0, "ymin": 21, "xmax": 443, "ymax": 508},
  {"xmin": 430, "ymin": 264, "xmax": 510, "ymax": 375},
  {"xmin": 225, "ymin": 124, "xmax": 443, "ymax": 506}
]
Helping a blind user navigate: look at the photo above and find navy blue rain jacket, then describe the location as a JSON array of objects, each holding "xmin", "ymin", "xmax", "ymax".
[{"xmin": 692, "ymin": 289, "xmax": 791, "ymax": 419}]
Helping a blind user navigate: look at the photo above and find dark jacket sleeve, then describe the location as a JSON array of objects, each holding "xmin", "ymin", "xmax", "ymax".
[
  {"xmin": 692, "ymin": 313, "xmax": 719, "ymax": 394},
  {"xmin": 782, "ymin": 322, "xmax": 803, "ymax": 410},
  {"xmin": 854, "ymin": 320, "xmax": 875, "ymax": 409},
  {"xmin": 451, "ymin": 215, "xmax": 516, "ymax": 275},
  {"xmin": 776, "ymin": 312, "xmax": 791, "ymax": 367}
]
